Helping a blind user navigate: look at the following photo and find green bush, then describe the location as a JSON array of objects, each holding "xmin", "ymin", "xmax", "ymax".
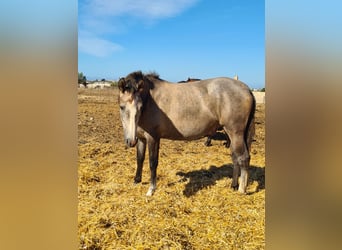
[{"xmin": 78, "ymin": 72, "xmax": 87, "ymax": 86}]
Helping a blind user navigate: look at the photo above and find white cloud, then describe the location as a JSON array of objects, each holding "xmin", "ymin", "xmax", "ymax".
[
  {"xmin": 78, "ymin": 35, "xmax": 123, "ymax": 57},
  {"xmin": 85, "ymin": 0, "xmax": 199, "ymax": 19},
  {"xmin": 78, "ymin": 0, "xmax": 199, "ymax": 57}
]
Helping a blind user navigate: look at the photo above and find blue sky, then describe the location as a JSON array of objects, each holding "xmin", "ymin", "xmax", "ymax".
[{"xmin": 78, "ymin": 0, "xmax": 264, "ymax": 88}]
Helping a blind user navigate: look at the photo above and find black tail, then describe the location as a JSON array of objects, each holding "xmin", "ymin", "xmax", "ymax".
[{"xmin": 245, "ymin": 92, "xmax": 256, "ymax": 152}]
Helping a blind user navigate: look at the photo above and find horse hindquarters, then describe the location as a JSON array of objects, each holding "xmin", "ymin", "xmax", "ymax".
[{"xmin": 224, "ymin": 98, "xmax": 254, "ymax": 193}]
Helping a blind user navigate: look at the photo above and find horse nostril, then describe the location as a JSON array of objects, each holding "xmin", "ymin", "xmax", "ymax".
[{"xmin": 125, "ymin": 138, "xmax": 137, "ymax": 147}]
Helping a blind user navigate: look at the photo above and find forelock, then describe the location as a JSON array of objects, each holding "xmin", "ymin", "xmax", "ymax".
[{"xmin": 127, "ymin": 71, "xmax": 144, "ymax": 82}]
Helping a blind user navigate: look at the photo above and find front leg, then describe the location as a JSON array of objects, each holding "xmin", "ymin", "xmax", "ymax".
[
  {"xmin": 146, "ymin": 138, "xmax": 160, "ymax": 196},
  {"xmin": 134, "ymin": 138, "xmax": 146, "ymax": 183}
]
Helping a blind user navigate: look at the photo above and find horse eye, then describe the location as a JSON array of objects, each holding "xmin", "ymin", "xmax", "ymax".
[{"xmin": 120, "ymin": 106, "xmax": 125, "ymax": 111}]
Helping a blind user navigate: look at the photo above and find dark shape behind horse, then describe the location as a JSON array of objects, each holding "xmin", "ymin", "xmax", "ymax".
[
  {"xmin": 204, "ymin": 126, "xmax": 231, "ymax": 148},
  {"xmin": 177, "ymin": 77, "xmax": 201, "ymax": 83},
  {"xmin": 118, "ymin": 71, "xmax": 255, "ymax": 196}
]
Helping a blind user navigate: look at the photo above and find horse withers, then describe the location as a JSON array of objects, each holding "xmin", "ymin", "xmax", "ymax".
[{"xmin": 118, "ymin": 71, "xmax": 255, "ymax": 196}]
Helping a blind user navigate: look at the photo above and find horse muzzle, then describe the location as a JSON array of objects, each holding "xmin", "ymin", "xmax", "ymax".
[{"xmin": 125, "ymin": 138, "xmax": 138, "ymax": 147}]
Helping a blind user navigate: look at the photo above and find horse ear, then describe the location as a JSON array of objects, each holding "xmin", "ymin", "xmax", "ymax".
[{"xmin": 118, "ymin": 78, "xmax": 125, "ymax": 92}]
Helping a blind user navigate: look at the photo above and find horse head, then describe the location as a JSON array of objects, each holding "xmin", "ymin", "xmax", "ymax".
[{"xmin": 118, "ymin": 71, "xmax": 145, "ymax": 147}]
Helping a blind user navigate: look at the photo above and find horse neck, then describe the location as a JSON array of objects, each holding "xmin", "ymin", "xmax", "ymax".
[
  {"xmin": 140, "ymin": 79, "xmax": 165, "ymax": 112},
  {"xmin": 140, "ymin": 80, "xmax": 153, "ymax": 108}
]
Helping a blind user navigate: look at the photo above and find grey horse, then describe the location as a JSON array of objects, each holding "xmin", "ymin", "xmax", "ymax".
[{"xmin": 118, "ymin": 71, "xmax": 255, "ymax": 196}]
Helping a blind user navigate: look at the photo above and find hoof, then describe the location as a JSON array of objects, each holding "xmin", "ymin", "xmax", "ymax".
[
  {"xmin": 238, "ymin": 186, "xmax": 247, "ymax": 194},
  {"xmin": 204, "ymin": 139, "xmax": 212, "ymax": 147},
  {"xmin": 231, "ymin": 184, "xmax": 239, "ymax": 191},
  {"xmin": 146, "ymin": 187, "xmax": 155, "ymax": 196},
  {"xmin": 134, "ymin": 178, "xmax": 141, "ymax": 184}
]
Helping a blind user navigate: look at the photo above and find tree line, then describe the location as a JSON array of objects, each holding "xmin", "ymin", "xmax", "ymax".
[
  {"xmin": 78, "ymin": 72, "xmax": 118, "ymax": 87},
  {"xmin": 78, "ymin": 72, "xmax": 264, "ymax": 91}
]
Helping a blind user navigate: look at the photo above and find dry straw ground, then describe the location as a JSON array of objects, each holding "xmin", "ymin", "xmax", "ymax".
[{"xmin": 78, "ymin": 88, "xmax": 265, "ymax": 249}]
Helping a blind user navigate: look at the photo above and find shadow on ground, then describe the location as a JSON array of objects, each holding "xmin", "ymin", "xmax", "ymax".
[{"xmin": 175, "ymin": 164, "xmax": 265, "ymax": 197}]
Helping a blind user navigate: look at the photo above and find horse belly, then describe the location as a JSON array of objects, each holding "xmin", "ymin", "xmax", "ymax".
[{"xmin": 161, "ymin": 117, "xmax": 218, "ymax": 140}]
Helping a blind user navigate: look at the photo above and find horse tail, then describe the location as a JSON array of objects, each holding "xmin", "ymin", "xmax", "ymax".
[{"xmin": 245, "ymin": 91, "xmax": 256, "ymax": 152}]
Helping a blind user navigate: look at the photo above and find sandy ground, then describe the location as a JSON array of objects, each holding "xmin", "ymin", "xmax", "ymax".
[{"xmin": 78, "ymin": 88, "xmax": 265, "ymax": 249}]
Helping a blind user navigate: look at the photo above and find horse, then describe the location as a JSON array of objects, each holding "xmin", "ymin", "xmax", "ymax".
[{"xmin": 118, "ymin": 71, "xmax": 255, "ymax": 196}]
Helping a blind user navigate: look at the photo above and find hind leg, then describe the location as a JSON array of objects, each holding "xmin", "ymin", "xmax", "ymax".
[
  {"xmin": 204, "ymin": 136, "xmax": 212, "ymax": 146},
  {"xmin": 226, "ymin": 130, "xmax": 250, "ymax": 193},
  {"xmin": 224, "ymin": 133, "xmax": 231, "ymax": 148}
]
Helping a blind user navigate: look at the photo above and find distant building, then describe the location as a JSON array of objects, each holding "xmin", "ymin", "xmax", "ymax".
[{"xmin": 81, "ymin": 80, "xmax": 114, "ymax": 89}]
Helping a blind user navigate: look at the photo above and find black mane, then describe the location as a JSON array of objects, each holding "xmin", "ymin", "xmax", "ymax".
[
  {"xmin": 119, "ymin": 71, "xmax": 167, "ymax": 94},
  {"xmin": 145, "ymin": 72, "xmax": 164, "ymax": 82}
]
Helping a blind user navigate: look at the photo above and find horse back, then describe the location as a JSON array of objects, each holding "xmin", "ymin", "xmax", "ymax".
[{"xmin": 139, "ymin": 77, "xmax": 253, "ymax": 140}]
